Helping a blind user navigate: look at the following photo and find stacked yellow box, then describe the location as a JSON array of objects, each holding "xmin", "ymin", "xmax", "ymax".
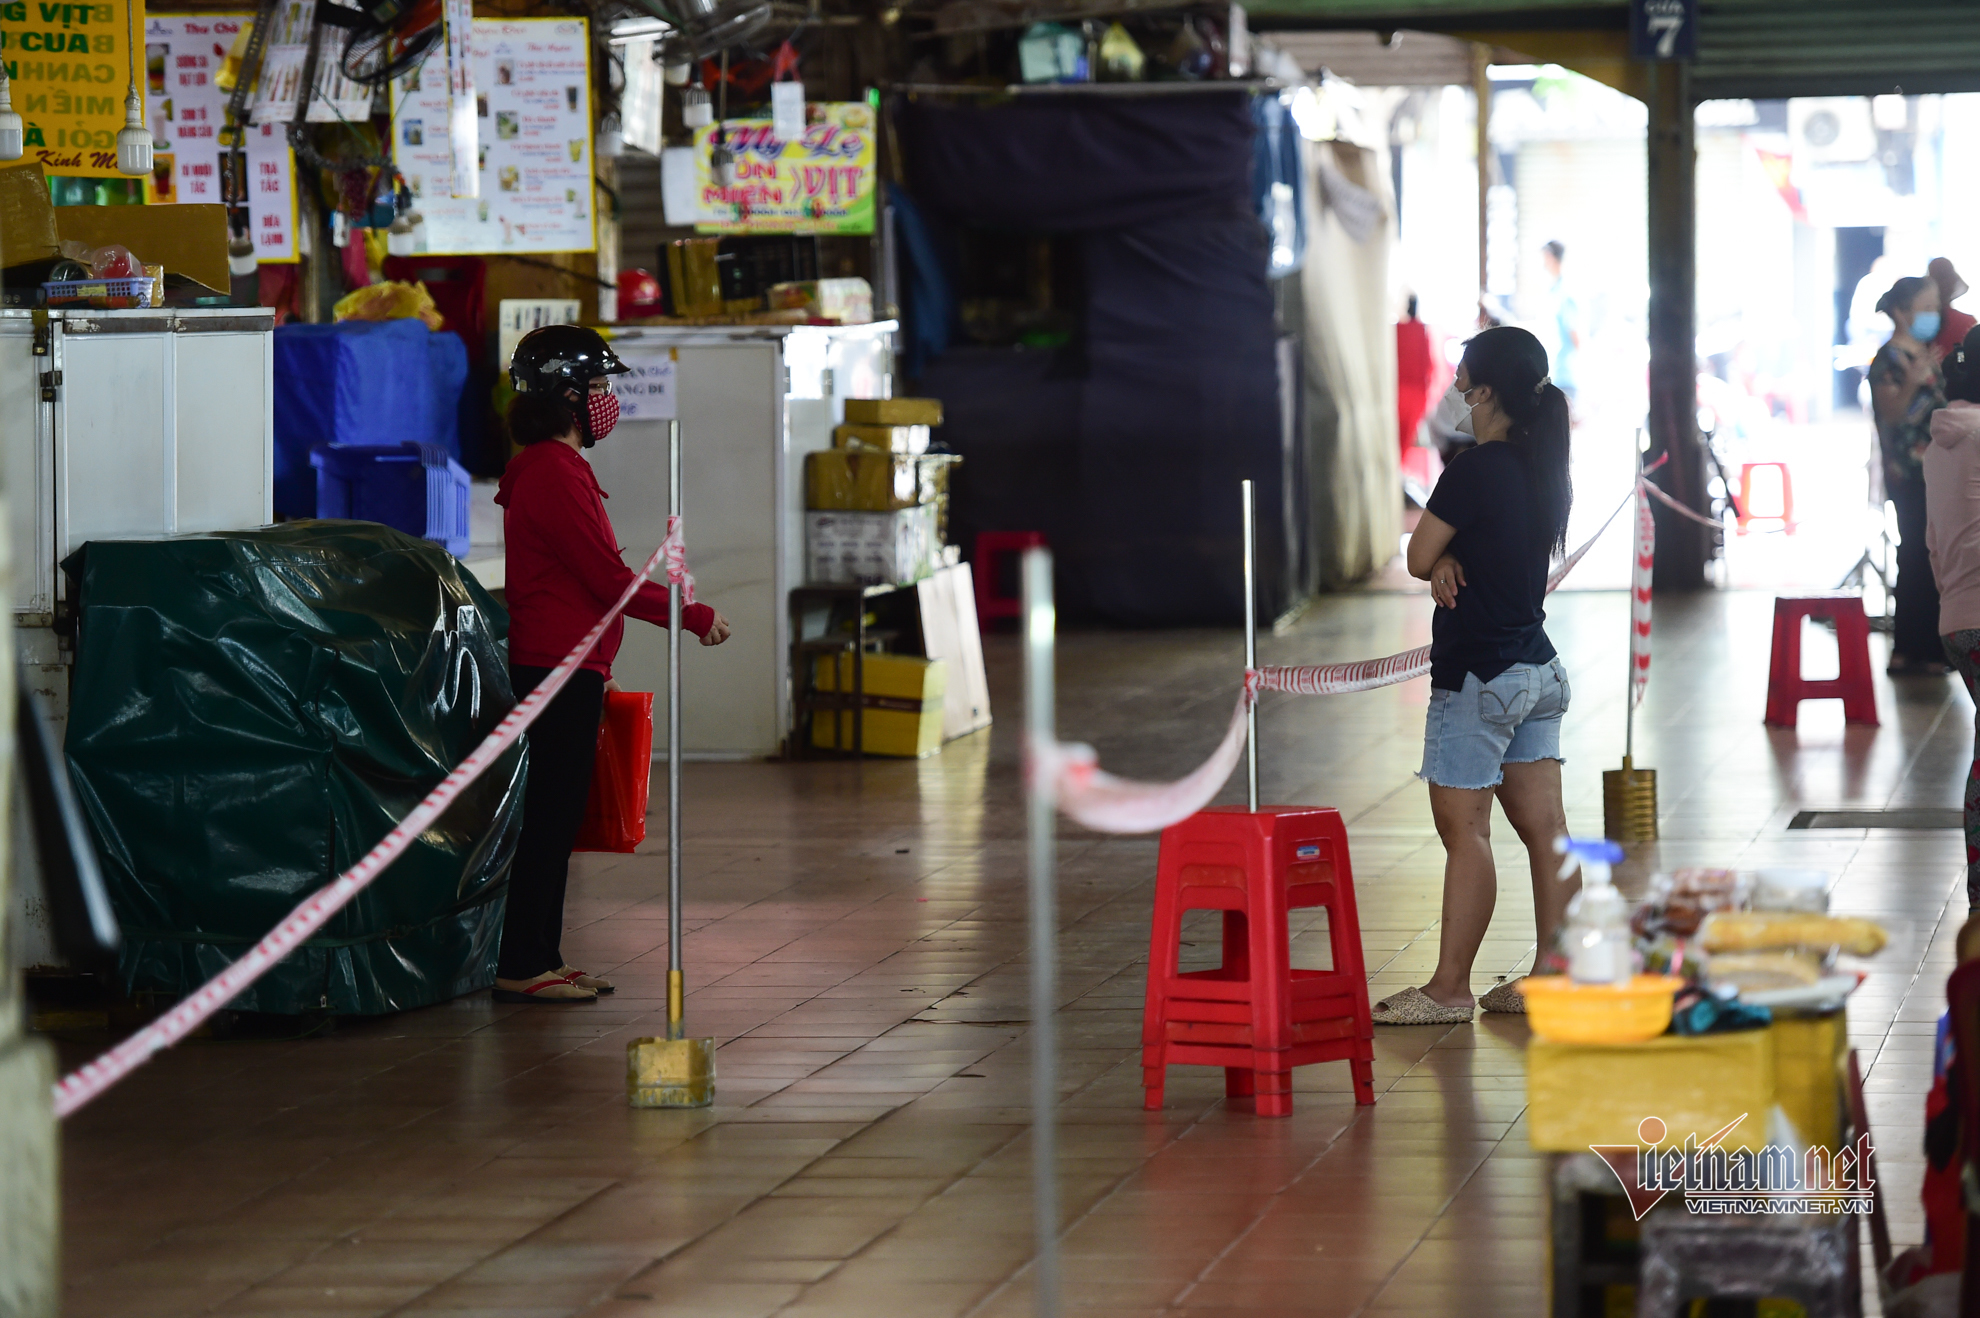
[
  {"xmin": 804, "ymin": 395, "xmax": 959, "ymax": 584},
  {"xmin": 810, "ymin": 653, "xmax": 948, "ymax": 757}
]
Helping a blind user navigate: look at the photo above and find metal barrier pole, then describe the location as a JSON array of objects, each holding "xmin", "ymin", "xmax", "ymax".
[
  {"xmin": 1022, "ymin": 547, "xmax": 1061, "ymax": 1318},
  {"xmin": 668, "ymin": 416, "xmax": 684, "ymax": 1041},
  {"xmin": 1242, "ymin": 479, "xmax": 1258, "ymax": 812}
]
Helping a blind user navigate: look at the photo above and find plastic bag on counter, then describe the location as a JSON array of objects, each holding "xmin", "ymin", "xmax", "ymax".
[
  {"xmin": 573, "ymin": 690, "xmax": 654, "ymax": 854},
  {"xmin": 333, "ymin": 278, "xmax": 445, "ymax": 331},
  {"xmin": 62, "ymin": 523, "xmax": 522, "ymax": 1015}
]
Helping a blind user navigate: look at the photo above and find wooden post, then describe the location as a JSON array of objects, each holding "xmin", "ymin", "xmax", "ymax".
[
  {"xmin": 1645, "ymin": 58, "xmax": 1709, "ymax": 588},
  {"xmin": 1473, "ymin": 43, "xmax": 1491, "ymax": 301}
]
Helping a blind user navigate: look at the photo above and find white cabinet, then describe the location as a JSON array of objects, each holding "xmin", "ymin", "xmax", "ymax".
[
  {"xmin": 0, "ymin": 307, "xmax": 275, "ymax": 626},
  {"xmin": 583, "ymin": 321, "xmax": 895, "ymax": 758}
]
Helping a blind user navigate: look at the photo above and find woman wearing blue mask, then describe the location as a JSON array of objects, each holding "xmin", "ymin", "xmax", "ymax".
[{"xmin": 1873, "ymin": 275, "xmax": 1950, "ymax": 676}]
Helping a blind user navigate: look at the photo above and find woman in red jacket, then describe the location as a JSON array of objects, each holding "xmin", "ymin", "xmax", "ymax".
[{"xmin": 492, "ymin": 325, "xmax": 731, "ymax": 1004}]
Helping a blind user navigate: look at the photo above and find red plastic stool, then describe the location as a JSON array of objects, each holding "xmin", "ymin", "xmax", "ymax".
[
  {"xmin": 1738, "ymin": 462, "xmax": 1796, "ymax": 535},
  {"xmin": 1142, "ymin": 806, "xmax": 1375, "ymax": 1116},
  {"xmin": 973, "ymin": 532, "xmax": 1047, "ymax": 623},
  {"xmin": 1765, "ymin": 594, "xmax": 1878, "ymax": 727}
]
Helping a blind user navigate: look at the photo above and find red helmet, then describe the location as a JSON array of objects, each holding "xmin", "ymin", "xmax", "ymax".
[{"xmin": 617, "ymin": 268, "xmax": 663, "ymax": 318}]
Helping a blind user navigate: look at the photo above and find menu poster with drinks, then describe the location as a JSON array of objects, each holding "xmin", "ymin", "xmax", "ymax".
[
  {"xmin": 142, "ymin": 13, "xmax": 298, "ymax": 261},
  {"xmin": 388, "ymin": 18, "xmax": 595, "ymax": 255}
]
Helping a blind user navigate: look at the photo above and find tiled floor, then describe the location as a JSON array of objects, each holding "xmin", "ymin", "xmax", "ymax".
[{"xmin": 52, "ymin": 586, "xmax": 1972, "ymax": 1317}]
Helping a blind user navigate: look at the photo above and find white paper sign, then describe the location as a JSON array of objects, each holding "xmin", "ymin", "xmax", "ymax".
[
  {"xmin": 143, "ymin": 14, "xmax": 299, "ymax": 262},
  {"xmin": 389, "ymin": 17, "xmax": 595, "ymax": 255},
  {"xmin": 609, "ymin": 347, "xmax": 677, "ymax": 420}
]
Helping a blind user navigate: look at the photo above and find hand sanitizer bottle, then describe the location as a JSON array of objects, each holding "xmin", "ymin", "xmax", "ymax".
[{"xmin": 1555, "ymin": 836, "xmax": 1633, "ymax": 986}]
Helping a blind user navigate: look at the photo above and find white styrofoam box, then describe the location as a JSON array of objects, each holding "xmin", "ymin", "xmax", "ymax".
[{"xmin": 806, "ymin": 506, "xmax": 938, "ymax": 586}]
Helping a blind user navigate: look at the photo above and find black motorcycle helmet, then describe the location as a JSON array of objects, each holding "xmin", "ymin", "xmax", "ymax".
[{"xmin": 509, "ymin": 324, "xmax": 629, "ymax": 448}]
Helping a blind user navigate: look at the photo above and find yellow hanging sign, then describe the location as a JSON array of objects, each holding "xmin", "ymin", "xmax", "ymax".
[{"xmin": 0, "ymin": 0, "xmax": 148, "ymax": 179}]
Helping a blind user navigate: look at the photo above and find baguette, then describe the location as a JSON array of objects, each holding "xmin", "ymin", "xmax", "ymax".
[
  {"xmin": 1698, "ymin": 912, "xmax": 1886, "ymax": 957},
  {"xmin": 1705, "ymin": 950, "xmax": 1826, "ymax": 992}
]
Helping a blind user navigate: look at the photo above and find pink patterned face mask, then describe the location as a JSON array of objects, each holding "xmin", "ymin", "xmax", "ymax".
[{"xmin": 586, "ymin": 388, "xmax": 620, "ymax": 444}]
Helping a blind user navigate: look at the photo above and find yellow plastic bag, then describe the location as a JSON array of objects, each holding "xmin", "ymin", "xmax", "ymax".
[{"xmin": 332, "ymin": 280, "xmax": 445, "ymax": 332}]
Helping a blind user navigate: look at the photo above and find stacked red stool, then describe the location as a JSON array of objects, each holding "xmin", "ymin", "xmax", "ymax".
[
  {"xmin": 1142, "ymin": 806, "xmax": 1375, "ymax": 1115},
  {"xmin": 1764, "ymin": 593, "xmax": 1878, "ymax": 728},
  {"xmin": 972, "ymin": 532, "xmax": 1047, "ymax": 624},
  {"xmin": 1737, "ymin": 461, "xmax": 1796, "ymax": 535}
]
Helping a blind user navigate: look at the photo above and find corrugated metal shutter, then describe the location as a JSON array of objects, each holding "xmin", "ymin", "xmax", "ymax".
[
  {"xmin": 1694, "ymin": 0, "xmax": 1980, "ymax": 100},
  {"xmin": 1511, "ymin": 137, "xmax": 1646, "ymax": 336},
  {"xmin": 1268, "ymin": 29, "xmax": 1475, "ymax": 85}
]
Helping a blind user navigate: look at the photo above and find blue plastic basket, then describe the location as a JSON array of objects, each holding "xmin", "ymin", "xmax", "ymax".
[{"xmin": 310, "ymin": 442, "xmax": 471, "ymax": 558}]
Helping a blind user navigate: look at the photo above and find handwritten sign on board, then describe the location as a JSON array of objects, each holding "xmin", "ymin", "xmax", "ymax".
[
  {"xmin": 691, "ymin": 101, "xmax": 875, "ymax": 235},
  {"xmin": 609, "ymin": 346, "xmax": 676, "ymax": 421}
]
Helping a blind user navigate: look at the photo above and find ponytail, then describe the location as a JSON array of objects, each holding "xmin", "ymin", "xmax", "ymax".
[{"xmin": 1459, "ymin": 326, "xmax": 1573, "ymax": 556}]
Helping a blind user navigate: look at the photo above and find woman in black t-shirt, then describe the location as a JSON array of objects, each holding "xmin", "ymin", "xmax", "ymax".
[{"xmin": 1374, "ymin": 326, "xmax": 1575, "ymax": 1026}]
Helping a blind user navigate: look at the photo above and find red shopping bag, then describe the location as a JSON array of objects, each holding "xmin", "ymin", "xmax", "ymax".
[{"xmin": 573, "ymin": 690, "xmax": 654, "ymax": 853}]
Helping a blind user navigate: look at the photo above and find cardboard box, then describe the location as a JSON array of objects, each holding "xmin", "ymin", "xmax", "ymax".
[
  {"xmin": 767, "ymin": 276, "xmax": 871, "ymax": 324},
  {"xmin": 0, "ymin": 162, "xmax": 231, "ymax": 294},
  {"xmin": 805, "ymin": 506, "xmax": 939, "ymax": 586},
  {"xmin": 810, "ymin": 652, "xmax": 948, "ymax": 757},
  {"xmin": 806, "ymin": 448, "xmax": 920, "ymax": 512},
  {"xmin": 1526, "ymin": 1014, "xmax": 1845, "ymax": 1155},
  {"xmin": 844, "ymin": 396, "xmax": 943, "ymax": 427},
  {"xmin": 834, "ymin": 422, "xmax": 930, "ymax": 455},
  {"xmin": 806, "ymin": 450, "xmax": 959, "ymax": 512}
]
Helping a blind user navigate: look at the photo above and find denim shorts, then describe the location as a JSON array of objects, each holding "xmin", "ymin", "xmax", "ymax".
[{"xmin": 1418, "ymin": 658, "xmax": 1571, "ymax": 790}]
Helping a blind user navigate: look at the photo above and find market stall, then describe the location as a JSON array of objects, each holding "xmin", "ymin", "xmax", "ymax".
[{"xmin": 1519, "ymin": 845, "xmax": 1892, "ymax": 1315}]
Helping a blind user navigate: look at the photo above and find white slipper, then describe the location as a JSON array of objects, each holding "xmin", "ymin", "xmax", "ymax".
[
  {"xmin": 1371, "ymin": 986, "xmax": 1474, "ymax": 1025},
  {"xmin": 1478, "ymin": 977, "xmax": 1526, "ymax": 1014}
]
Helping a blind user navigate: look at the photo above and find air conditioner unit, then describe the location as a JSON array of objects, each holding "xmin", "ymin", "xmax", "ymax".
[{"xmin": 1788, "ymin": 97, "xmax": 1877, "ymax": 164}]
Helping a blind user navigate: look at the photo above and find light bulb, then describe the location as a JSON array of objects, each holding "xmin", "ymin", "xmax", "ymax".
[
  {"xmin": 115, "ymin": 85, "xmax": 151, "ymax": 176},
  {"xmin": 0, "ymin": 65, "xmax": 21, "ymax": 161}
]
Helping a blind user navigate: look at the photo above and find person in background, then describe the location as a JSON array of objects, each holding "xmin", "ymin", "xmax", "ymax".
[
  {"xmin": 1378, "ymin": 326, "xmax": 1574, "ymax": 1024},
  {"xmin": 1540, "ymin": 240, "xmax": 1580, "ymax": 403},
  {"xmin": 1930, "ymin": 258, "xmax": 1978, "ymax": 363},
  {"xmin": 1926, "ymin": 327, "xmax": 1980, "ymax": 909},
  {"xmin": 493, "ymin": 325, "xmax": 732, "ymax": 1004},
  {"xmin": 1873, "ymin": 275, "xmax": 1950, "ymax": 676},
  {"xmin": 1396, "ymin": 294, "xmax": 1435, "ymax": 464}
]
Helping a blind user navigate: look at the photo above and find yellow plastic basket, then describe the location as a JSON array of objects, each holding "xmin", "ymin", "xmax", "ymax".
[{"xmin": 1516, "ymin": 974, "xmax": 1684, "ymax": 1044}]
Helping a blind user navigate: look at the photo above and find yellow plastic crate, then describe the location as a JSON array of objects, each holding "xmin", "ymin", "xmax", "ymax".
[
  {"xmin": 810, "ymin": 653, "xmax": 947, "ymax": 758},
  {"xmin": 1527, "ymin": 1015, "xmax": 1845, "ymax": 1155}
]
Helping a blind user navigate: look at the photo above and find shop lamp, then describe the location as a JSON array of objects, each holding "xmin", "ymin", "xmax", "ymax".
[
  {"xmin": 115, "ymin": 0, "xmax": 151, "ymax": 175},
  {"xmin": 0, "ymin": 65, "xmax": 23, "ymax": 162}
]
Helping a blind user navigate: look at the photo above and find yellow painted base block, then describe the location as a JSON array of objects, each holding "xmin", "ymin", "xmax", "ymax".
[
  {"xmin": 1527, "ymin": 1013, "xmax": 1845, "ymax": 1154},
  {"xmin": 627, "ymin": 1036, "xmax": 715, "ymax": 1108}
]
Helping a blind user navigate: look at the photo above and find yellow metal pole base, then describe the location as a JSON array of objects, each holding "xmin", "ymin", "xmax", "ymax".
[
  {"xmin": 1602, "ymin": 757, "xmax": 1659, "ymax": 843},
  {"xmin": 627, "ymin": 1035, "xmax": 715, "ymax": 1108},
  {"xmin": 629, "ymin": 969, "xmax": 713, "ymax": 1107}
]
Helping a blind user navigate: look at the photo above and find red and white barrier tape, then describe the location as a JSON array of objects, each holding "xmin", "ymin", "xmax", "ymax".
[
  {"xmin": 1251, "ymin": 482, "xmax": 1635, "ymax": 698},
  {"xmin": 662, "ymin": 515, "xmax": 696, "ymax": 606},
  {"xmin": 53, "ymin": 536, "xmax": 693, "ymax": 1120},
  {"xmin": 1630, "ymin": 482, "xmax": 1654, "ymax": 707},
  {"xmin": 1637, "ymin": 475, "xmax": 1727, "ymax": 530},
  {"xmin": 1044, "ymin": 482, "xmax": 1647, "ymax": 833},
  {"xmin": 1041, "ymin": 687, "xmax": 1253, "ymax": 834}
]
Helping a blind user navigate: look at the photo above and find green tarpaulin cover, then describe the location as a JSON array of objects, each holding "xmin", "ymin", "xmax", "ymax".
[{"xmin": 63, "ymin": 522, "xmax": 523, "ymax": 1015}]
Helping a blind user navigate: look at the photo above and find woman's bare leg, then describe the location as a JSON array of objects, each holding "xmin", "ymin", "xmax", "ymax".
[
  {"xmin": 1422, "ymin": 784, "xmax": 1498, "ymax": 1007},
  {"xmin": 1495, "ymin": 758, "xmax": 1573, "ymax": 974}
]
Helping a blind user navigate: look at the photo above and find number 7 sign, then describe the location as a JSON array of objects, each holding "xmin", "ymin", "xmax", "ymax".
[{"xmin": 1630, "ymin": 0, "xmax": 1697, "ymax": 61}]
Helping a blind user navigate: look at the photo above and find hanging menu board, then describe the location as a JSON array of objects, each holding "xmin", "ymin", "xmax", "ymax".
[
  {"xmin": 141, "ymin": 13, "xmax": 296, "ymax": 261},
  {"xmin": 1, "ymin": 0, "xmax": 147, "ymax": 179},
  {"xmin": 690, "ymin": 102, "xmax": 876, "ymax": 235},
  {"xmin": 388, "ymin": 17, "xmax": 594, "ymax": 255}
]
